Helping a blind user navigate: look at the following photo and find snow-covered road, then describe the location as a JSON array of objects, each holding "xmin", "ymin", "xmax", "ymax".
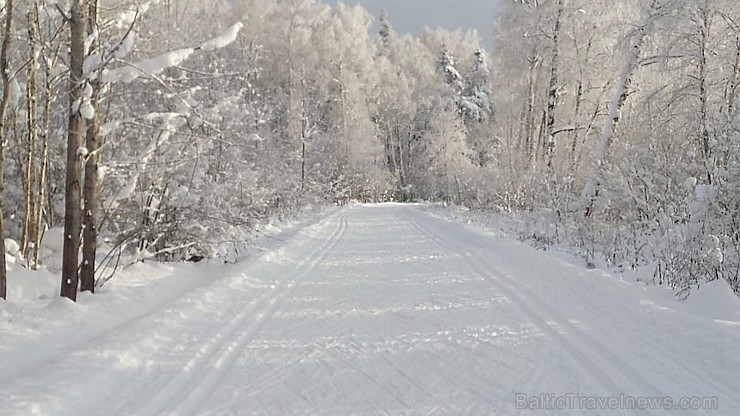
[{"xmin": 2, "ymin": 204, "xmax": 739, "ymax": 415}]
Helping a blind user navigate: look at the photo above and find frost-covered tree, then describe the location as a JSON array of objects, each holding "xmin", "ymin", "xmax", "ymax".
[
  {"xmin": 461, "ymin": 49, "xmax": 493, "ymax": 166},
  {"xmin": 422, "ymin": 107, "xmax": 473, "ymax": 202},
  {"xmin": 437, "ymin": 46, "xmax": 464, "ymax": 95},
  {"xmin": 461, "ymin": 49, "xmax": 491, "ymax": 123},
  {"xmin": 0, "ymin": 0, "xmax": 726, "ymax": 301},
  {"xmin": 378, "ymin": 9, "xmax": 394, "ymax": 54}
]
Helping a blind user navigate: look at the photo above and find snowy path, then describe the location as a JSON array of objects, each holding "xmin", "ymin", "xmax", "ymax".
[{"xmin": 1, "ymin": 204, "xmax": 739, "ymax": 415}]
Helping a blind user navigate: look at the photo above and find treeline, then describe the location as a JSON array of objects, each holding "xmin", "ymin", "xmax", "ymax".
[{"xmin": 1, "ymin": 0, "xmax": 738, "ymax": 301}]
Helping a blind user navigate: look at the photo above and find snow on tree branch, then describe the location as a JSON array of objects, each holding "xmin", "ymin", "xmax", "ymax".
[
  {"xmin": 101, "ymin": 47, "xmax": 195, "ymax": 83},
  {"xmin": 199, "ymin": 22, "xmax": 244, "ymax": 51},
  {"xmin": 100, "ymin": 21, "xmax": 244, "ymax": 84}
]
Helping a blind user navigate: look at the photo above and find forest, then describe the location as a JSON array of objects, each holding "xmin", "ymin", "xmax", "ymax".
[{"xmin": 0, "ymin": 0, "xmax": 739, "ymax": 301}]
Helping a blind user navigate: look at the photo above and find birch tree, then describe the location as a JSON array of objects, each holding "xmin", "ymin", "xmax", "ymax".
[
  {"xmin": 580, "ymin": 0, "xmax": 676, "ymax": 216},
  {"xmin": 21, "ymin": 1, "xmax": 40, "ymax": 266}
]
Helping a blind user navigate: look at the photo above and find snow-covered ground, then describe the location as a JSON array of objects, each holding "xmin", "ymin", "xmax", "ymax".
[{"xmin": 1, "ymin": 204, "xmax": 739, "ymax": 415}]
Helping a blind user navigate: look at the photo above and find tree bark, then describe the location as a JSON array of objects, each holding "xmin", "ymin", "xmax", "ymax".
[
  {"xmin": 80, "ymin": 0, "xmax": 99, "ymax": 293},
  {"xmin": 0, "ymin": 0, "xmax": 14, "ymax": 300},
  {"xmin": 61, "ymin": 0, "xmax": 88, "ymax": 301},
  {"xmin": 23, "ymin": 1, "xmax": 40, "ymax": 266},
  {"xmin": 80, "ymin": 79, "xmax": 100, "ymax": 292}
]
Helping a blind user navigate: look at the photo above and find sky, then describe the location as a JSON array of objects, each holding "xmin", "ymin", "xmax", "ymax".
[{"xmin": 319, "ymin": 0, "xmax": 500, "ymax": 50}]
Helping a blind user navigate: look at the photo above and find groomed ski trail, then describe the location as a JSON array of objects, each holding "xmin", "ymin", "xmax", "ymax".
[{"xmin": 1, "ymin": 204, "xmax": 738, "ymax": 416}]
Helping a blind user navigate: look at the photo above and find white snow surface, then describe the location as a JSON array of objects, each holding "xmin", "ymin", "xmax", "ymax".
[{"xmin": 1, "ymin": 204, "xmax": 739, "ymax": 415}]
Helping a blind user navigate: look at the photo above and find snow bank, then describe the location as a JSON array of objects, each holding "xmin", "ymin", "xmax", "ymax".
[
  {"xmin": 40, "ymin": 227, "xmax": 65, "ymax": 273},
  {"xmin": 5, "ymin": 265, "xmax": 58, "ymax": 301},
  {"xmin": 4, "ymin": 238, "xmax": 20, "ymax": 256},
  {"xmin": 418, "ymin": 202, "xmax": 740, "ymax": 322},
  {"xmin": 670, "ymin": 279, "xmax": 740, "ymax": 322},
  {"xmin": 1, "ymin": 230, "xmax": 65, "ymax": 302}
]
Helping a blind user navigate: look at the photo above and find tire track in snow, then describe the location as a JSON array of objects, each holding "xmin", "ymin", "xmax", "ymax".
[
  {"xmin": 134, "ymin": 215, "xmax": 349, "ymax": 416},
  {"xmin": 401, "ymin": 213, "xmax": 670, "ymax": 416}
]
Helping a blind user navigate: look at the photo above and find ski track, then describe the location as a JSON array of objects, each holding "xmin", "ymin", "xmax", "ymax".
[
  {"xmin": 0, "ymin": 209, "xmax": 339, "ymax": 387},
  {"xmin": 135, "ymin": 215, "xmax": 349, "ymax": 416},
  {"xmin": 401, "ymin": 212, "xmax": 706, "ymax": 416},
  {"xmin": 528, "ymin": 264, "xmax": 740, "ymax": 409},
  {"xmin": 0, "ymin": 270, "xmax": 215, "ymax": 386},
  {"xmin": 2, "ymin": 204, "xmax": 738, "ymax": 416},
  {"xmin": 400, "ymin": 216, "xmax": 639, "ymax": 406},
  {"xmin": 524, "ymin": 263, "xmax": 740, "ymax": 409},
  {"xmin": 418, "ymin": 209, "xmax": 740, "ymax": 407}
]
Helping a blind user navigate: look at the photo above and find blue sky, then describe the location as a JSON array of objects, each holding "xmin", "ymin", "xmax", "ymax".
[{"xmin": 319, "ymin": 0, "xmax": 500, "ymax": 50}]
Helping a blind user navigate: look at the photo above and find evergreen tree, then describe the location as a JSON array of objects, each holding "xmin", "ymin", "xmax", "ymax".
[
  {"xmin": 437, "ymin": 46, "xmax": 464, "ymax": 94},
  {"xmin": 378, "ymin": 9, "xmax": 394, "ymax": 52}
]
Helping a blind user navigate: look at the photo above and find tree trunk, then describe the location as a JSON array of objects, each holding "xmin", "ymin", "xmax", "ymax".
[
  {"xmin": 696, "ymin": 1, "xmax": 713, "ymax": 185},
  {"xmin": 34, "ymin": 41, "xmax": 59, "ymax": 269},
  {"xmin": 22, "ymin": 1, "xmax": 40, "ymax": 266},
  {"xmin": 520, "ymin": 49, "xmax": 540, "ymax": 169},
  {"xmin": 544, "ymin": 0, "xmax": 564, "ymax": 170},
  {"xmin": 300, "ymin": 136, "xmax": 306, "ymax": 192},
  {"xmin": 569, "ymin": 26, "xmax": 592, "ymax": 174},
  {"xmin": 34, "ymin": 121, "xmax": 49, "ymax": 269},
  {"xmin": 728, "ymin": 32, "xmax": 740, "ymax": 116},
  {"xmin": 80, "ymin": 0, "xmax": 100, "ymax": 293},
  {"xmin": 80, "ymin": 80, "xmax": 100, "ymax": 292},
  {"xmin": 0, "ymin": 0, "xmax": 13, "ymax": 300},
  {"xmin": 61, "ymin": 0, "xmax": 88, "ymax": 301},
  {"xmin": 396, "ymin": 125, "xmax": 406, "ymax": 192}
]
